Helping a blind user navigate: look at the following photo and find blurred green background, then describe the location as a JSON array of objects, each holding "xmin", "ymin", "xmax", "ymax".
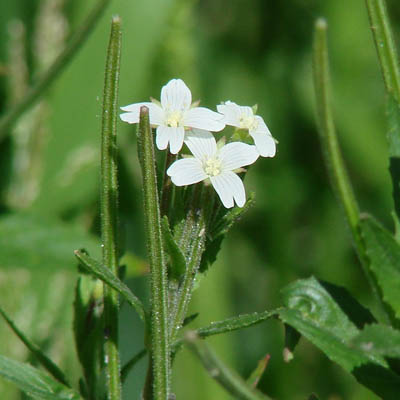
[{"xmin": 0, "ymin": 0, "xmax": 399, "ymax": 398}]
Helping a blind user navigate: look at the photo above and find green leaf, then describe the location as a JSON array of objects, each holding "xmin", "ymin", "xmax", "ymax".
[
  {"xmin": 197, "ymin": 311, "xmax": 276, "ymax": 338},
  {"xmin": 200, "ymin": 193, "xmax": 255, "ymax": 273},
  {"xmin": 73, "ymin": 271, "xmax": 104, "ymax": 399},
  {"xmin": 318, "ymin": 280, "xmax": 376, "ymax": 329},
  {"xmin": 351, "ymin": 323, "xmax": 400, "ymax": 358},
  {"xmin": 74, "ymin": 250, "xmax": 146, "ymax": 322},
  {"xmin": 246, "ymin": 355, "xmax": 270, "ymax": 389},
  {"xmin": 0, "ymin": 355, "xmax": 81, "ymax": 400},
  {"xmin": 0, "ymin": 306, "xmax": 69, "ymax": 387},
  {"xmin": 0, "ymin": 213, "xmax": 100, "ymax": 270},
  {"xmin": 279, "ymin": 277, "xmax": 400, "ymax": 399},
  {"xmin": 121, "ymin": 349, "xmax": 147, "ymax": 383},
  {"xmin": 279, "ymin": 277, "xmax": 383, "ymax": 370},
  {"xmin": 161, "ymin": 215, "xmax": 186, "ymax": 279},
  {"xmin": 360, "ymin": 214, "xmax": 400, "ymax": 318}
]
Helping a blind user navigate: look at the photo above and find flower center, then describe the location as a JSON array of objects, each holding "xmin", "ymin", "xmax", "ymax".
[
  {"xmin": 204, "ymin": 157, "xmax": 222, "ymax": 177},
  {"xmin": 165, "ymin": 110, "xmax": 183, "ymax": 127},
  {"xmin": 238, "ymin": 114, "xmax": 258, "ymax": 131}
]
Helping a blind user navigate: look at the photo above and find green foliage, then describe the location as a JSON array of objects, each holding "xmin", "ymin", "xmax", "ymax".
[
  {"xmin": 0, "ymin": 213, "xmax": 100, "ymax": 270},
  {"xmin": 0, "ymin": 355, "xmax": 81, "ymax": 400},
  {"xmin": 74, "ymin": 249, "xmax": 146, "ymax": 322},
  {"xmin": 0, "ymin": 306, "xmax": 69, "ymax": 387},
  {"xmin": 360, "ymin": 214, "xmax": 400, "ymax": 319}
]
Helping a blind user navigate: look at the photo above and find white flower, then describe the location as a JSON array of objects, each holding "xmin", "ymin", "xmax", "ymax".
[
  {"xmin": 167, "ymin": 129, "xmax": 259, "ymax": 208},
  {"xmin": 217, "ymin": 101, "xmax": 276, "ymax": 157},
  {"xmin": 120, "ymin": 79, "xmax": 225, "ymax": 154}
]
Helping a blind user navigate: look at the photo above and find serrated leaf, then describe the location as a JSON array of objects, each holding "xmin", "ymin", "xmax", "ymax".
[
  {"xmin": 74, "ymin": 250, "xmax": 146, "ymax": 322},
  {"xmin": 279, "ymin": 277, "xmax": 384, "ymax": 370},
  {"xmin": 318, "ymin": 280, "xmax": 376, "ymax": 329},
  {"xmin": 161, "ymin": 215, "xmax": 186, "ymax": 279},
  {"xmin": 0, "ymin": 355, "xmax": 81, "ymax": 400},
  {"xmin": 351, "ymin": 323, "xmax": 400, "ymax": 358},
  {"xmin": 0, "ymin": 213, "xmax": 100, "ymax": 270},
  {"xmin": 0, "ymin": 306, "xmax": 69, "ymax": 386},
  {"xmin": 360, "ymin": 215, "xmax": 400, "ymax": 318},
  {"xmin": 279, "ymin": 277, "xmax": 400, "ymax": 399}
]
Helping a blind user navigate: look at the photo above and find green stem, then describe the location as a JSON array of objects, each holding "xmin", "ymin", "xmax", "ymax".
[
  {"xmin": 185, "ymin": 331, "xmax": 272, "ymax": 400},
  {"xmin": 0, "ymin": 0, "xmax": 111, "ymax": 142},
  {"xmin": 169, "ymin": 185, "xmax": 213, "ymax": 343},
  {"xmin": 138, "ymin": 107, "xmax": 170, "ymax": 399},
  {"xmin": 365, "ymin": 0, "xmax": 400, "ymax": 104},
  {"xmin": 160, "ymin": 151, "xmax": 177, "ymax": 217},
  {"xmin": 101, "ymin": 16, "xmax": 122, "ymax": 400},
  {"xmin": 312, "ymin": 19, "xmax": 390, "ymax": 324}
]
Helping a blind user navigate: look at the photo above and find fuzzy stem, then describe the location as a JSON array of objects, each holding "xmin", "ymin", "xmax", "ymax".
[
  {"xmin": 138, "ymin": 107, "xmax": 170, "ymax": 399},
  {"xmin": 101, "ymin": 16, "xmax": 122, "ymax": 400},
  {"xmin": 0, "ymin": 0, "xmax": 111, "ymax": 142}
]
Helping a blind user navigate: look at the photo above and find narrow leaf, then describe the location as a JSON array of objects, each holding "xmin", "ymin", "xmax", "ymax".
[
  {"xmin": 74, "ymin": 249, "xmax": 146, "ymax": 322},
  {"xmin": 246, "ymin": 355, "xmax": 270, "ymax": 389},
  {"xmin": 161, "ymin": 215, "xmax": 186, "ymax": 279},
  {"xmin": 0, "ymin": 355, "xmax": 81, "ymax": 400},
  {"xmin": 360, "ymin": 215, "xmax": 400, "ymax": 319},
  {"xmin": 0, "ymin": 306, "xmax": 69, "ymax": 387},
  {"xmin": 185, "ymin": 331, "xmax": 272, "ymax": 400}
]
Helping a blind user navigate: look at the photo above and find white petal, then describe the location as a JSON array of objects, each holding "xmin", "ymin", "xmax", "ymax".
[
  {"xmin": 183, "ymin": 107, "xmax": 225, "ymax": 131},
  {"xmin": 156, "ymin": 126, "xmax": 170, "ymax": 150},
  {"xmin": 210, "ymin": 171, "xmax": 246, "ymax": 208},
  {"xmin": 167, "ymin": 158, "xmax": 207, "ymax": 186},
  {"xmin": 119, "ymin": 102, "xmax": 164, "ymax": 125},
  {"xmin": 250, "ymin": 117, "xmax": 276, "ymax": 157},
  {"xmin": 219, "ymin": 142, "xmax": 259, "ymax": 171},
  {"xmin": 250, "ymin": 131, "xmax": 276, "ymax": 157},
  {"xmin": 161, "ymin": 79, "xmax": 192, "ymax": 111},
  {"xmin": 169, "ymin": 127, "xmax": 185, "ymax": 154},
  {"xmin": 217, "ymin": 101, "xmax": 241, "ymax": 127},
  {"xmin": 184, "ymin": 129, "xmax": 217, "ymax": 160},
  {"xmin": 155, "ymin": 126, "xmax": 185, "ymax": 154}
]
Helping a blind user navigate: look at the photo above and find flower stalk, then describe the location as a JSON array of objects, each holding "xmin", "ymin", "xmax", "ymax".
[
  {"xmin": 138, "ymin": 107, "xmax": 170, "ymax": 399},
  {"xmin": 101, "ymin": 16, "xmax": 122, "ymax": 400},
  {"xmin": 312, "ymin": 18, "xmax": 390, "ymax": 324}
]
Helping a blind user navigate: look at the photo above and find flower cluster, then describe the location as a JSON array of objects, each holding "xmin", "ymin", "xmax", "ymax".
[{"xmin": 120, "ymin": 78, "xmax": 276, "ymax": 208}]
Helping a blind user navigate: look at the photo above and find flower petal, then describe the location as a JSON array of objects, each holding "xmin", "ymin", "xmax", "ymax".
[
  {"xmin": 250, "ymin": 116, "xmax": 276, "ymax": 157},
  {"xmin": 250, "ymin": 131, "xmax": 276, "ymax": 157},
  {"xmin": 184, "ymin": 107, "xmax": 225, "ymax": 131},
  {"xmin": 210, "ymin": 171, "xmax": 246, "ymax": 208},
  {"xmin": 219, "ymin": 142, "xmax": 259, "ymax": 171},
  {"xmin": 184, "ymin": 129, "xmax": 217, "ymax": 160},
  {"xmin": 169, "ymin": 127, "xmax": 185, "ymax": 154},
  {"xmin": 167, "ymin": 158, "xmax": 207, "ymax": 186},
  {"xmin": 120, "ymin": 102, "xmax": 164, "ymax": 125},
  {"xmin": 155, "ymin": 126, "xmax": 185, "ymax": 153},
  {"xmin": 161, "ymin": 79, "xmax": 192, "ymax": 111},
  {"xmin": 217, "ymin": 101, "xmax": 241, "ymax": 127}
]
